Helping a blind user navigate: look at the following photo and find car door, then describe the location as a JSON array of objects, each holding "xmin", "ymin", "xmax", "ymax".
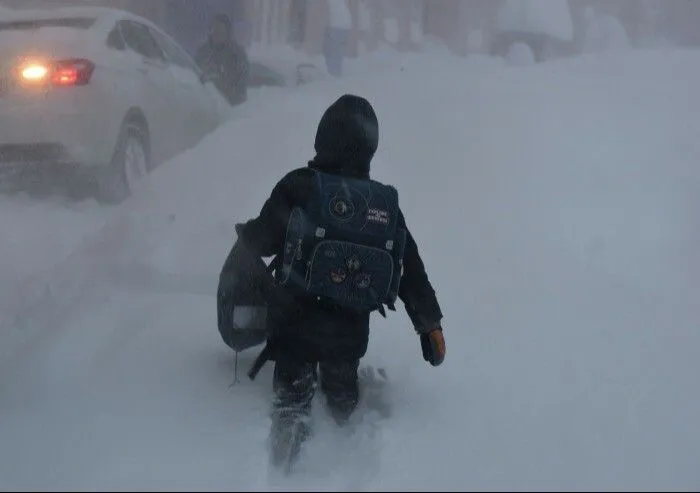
[
  {"xmin": 118, "ymin": 19, "xmax": 180, "ymax": 165},
  {"xmin": 147, "ymin": 26, "xmax": 218, "ymax": 149}
]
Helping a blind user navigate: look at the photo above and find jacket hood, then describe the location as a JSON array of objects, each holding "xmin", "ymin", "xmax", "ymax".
[
  {"xmin": 207, "ymin": 13, "xmax": 233, "ymax": 46},
  {"xmin": 311, "ymin": 94, "xmax": 378, "ymax": 179}
]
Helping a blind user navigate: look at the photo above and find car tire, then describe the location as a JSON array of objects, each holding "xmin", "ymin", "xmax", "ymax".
[{"xmin": 97, "ymin": 119, "xmax": 150, "ymax": 204}]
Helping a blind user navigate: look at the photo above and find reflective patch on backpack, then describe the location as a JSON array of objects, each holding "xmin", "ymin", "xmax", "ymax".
[
  {"xmin": 366, "ymin": 207, "xmax": 390, "ymax": 226},
  {"xmin": 329, "ymin": 196, "xmax": 356, "ymax": 222},
  {"xmin": 306, "ymin": 240, "xmax": 394, "ymax": 310}
]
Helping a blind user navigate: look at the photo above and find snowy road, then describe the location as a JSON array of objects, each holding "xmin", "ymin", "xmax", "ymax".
[{"xmin": 2, "ymin": 50, "xmax": 699, "ymax": 491}]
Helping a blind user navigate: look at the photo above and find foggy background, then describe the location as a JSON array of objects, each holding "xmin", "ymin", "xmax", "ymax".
[
  {"xmin": 1, "ymin": 1, "xmax": 699, "ymax": 491},
  {"xmin": 2, "ymin": 0, "xmax": 699, "ymax": 60}
]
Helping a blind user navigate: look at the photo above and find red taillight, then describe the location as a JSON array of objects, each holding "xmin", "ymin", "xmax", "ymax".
[
  {"xmin": 51, "ymin": 59, "xmax": 95, "ymax": 86},
  {"xmin": 15, "ymin": 58, "xmax": 95, "ymax": 87}
]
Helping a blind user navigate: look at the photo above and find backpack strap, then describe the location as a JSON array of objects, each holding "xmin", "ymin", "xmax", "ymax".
[
  {"xmin": 247, "ymin": 255, "xmax": 281, "ymax": 381},
  {"xmin": 248, "ymin": 341, "xmax": 274, "ymax": 381},
  {"xmin": 267, "ymin": 254, "xmax": 281, "ymax": 275}
]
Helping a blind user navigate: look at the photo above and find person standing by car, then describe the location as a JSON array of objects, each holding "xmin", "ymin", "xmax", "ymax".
[{"xmin": 195, "ymin": 13, "xmax": 249, "ymax": 106}]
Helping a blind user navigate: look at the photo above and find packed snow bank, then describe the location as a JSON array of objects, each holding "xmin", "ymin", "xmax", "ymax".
[
  {"xmin": 247, "ymin": 40, "xmax": 461, "ymax": 88},
  {"xmin": 496, "ymin": 0, "xmax": 574, "ymax": 41},
  {"xmin": 506, "ymin": 42, "xmax": 536, "ymax": 66},
  {"xmin": 583, "ymin": 8, "xmax": 632, "ymax": 54},
  {"xmin": 2, "ymin": 50, "xmax": 699, "ymax": 491}
]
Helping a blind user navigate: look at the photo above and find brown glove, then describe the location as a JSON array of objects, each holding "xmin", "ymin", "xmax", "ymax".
[{"xmin": 420, "ymin": 326, "xmax": 446, "ymax": 367}]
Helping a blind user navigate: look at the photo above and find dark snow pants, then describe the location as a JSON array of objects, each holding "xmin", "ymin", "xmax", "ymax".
[{"xmin": 272, "ymin": 354, "xmax": 360, "ymax": 430}]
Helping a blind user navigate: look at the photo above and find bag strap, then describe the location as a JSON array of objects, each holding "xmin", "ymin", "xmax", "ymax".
[
  {"xmin": 267, "ymin": 254, "xmax": 281, "ymax": 275},
  {"xmin": 247, "ymin": 255, "xmax": 281, "ymax": 381},
  {"xmin": 248, "ymin": 342, "xmax": 273, "ymax": 381}
]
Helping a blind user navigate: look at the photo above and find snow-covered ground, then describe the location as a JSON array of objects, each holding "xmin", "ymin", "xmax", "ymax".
[
  {"xmin": 1, "ymin": 47, "xmax": 699, "ymax": 491},
  {"xmin": 0, "ymin": 195, "xmax": 107, "ymax": 285}
]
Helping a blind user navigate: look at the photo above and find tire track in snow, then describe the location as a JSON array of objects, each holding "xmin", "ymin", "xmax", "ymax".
[{"xmin": 0, "ymin": 207, "xmax": 136, "ymax": 372}]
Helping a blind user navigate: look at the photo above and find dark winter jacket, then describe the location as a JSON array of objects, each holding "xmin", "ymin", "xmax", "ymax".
[
  {"xmin": 221, "ymin": 95, "xmax": 443, "ymax": 362},
  {"xmin": 195, "ymin": 37, "xmax": 249, "ymax": 106}
]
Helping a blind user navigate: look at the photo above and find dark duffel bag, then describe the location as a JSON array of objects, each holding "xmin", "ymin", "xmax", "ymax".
[{"xmin": 217, "ymin": 239, "xmax": 277, "ymax": 353}]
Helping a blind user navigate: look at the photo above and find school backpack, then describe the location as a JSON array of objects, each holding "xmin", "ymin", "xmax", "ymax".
[{"xmin": 279, "ymin": 170, "xmax": 406, "ymax": 312}]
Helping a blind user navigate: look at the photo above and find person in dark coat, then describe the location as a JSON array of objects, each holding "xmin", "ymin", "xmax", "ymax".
[
  {"xmin": 195, "ymin": 13, "xmax": 249, "ymax": 106},
  {"xmin": 218, "ymin": 94, "xmax": 445, "ymax": 469}
]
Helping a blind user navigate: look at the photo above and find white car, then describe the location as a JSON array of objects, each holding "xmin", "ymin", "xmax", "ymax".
[{"xmin": 0, "ymin": 6, "xmax": 230, "ymax": 202}]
